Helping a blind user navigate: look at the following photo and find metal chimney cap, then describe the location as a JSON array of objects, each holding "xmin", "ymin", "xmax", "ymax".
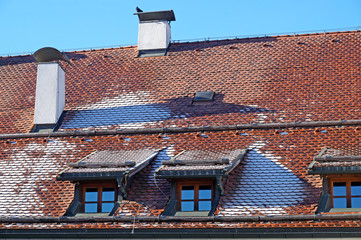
[
  {"xmin": 33, "ymin": 47, "xmax": 71, "ymax": 65},
  {"xmin": 134, "ymin": 10, "xmax": 175, "ymax": 22}
]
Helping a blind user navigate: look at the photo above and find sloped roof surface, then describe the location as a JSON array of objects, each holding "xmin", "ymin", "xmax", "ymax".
[
  {"xmin": 1, "ymin": 31, "xmax": 361, "ymax": 231},
  {"xmin": 0, "ymin": 127, "xmax": 359, "ymax": 225},
  {"xmin": 60, "ymin": 149, "xmax": 158, "ymax": 175},
  {"xmin": 313, "ymin": 146, "xmax": 361, "ymax": 169},
  {"xmin": 0, "ymin": 31, "xmax": 360, "ymax": 133},
  {"xmin": 158, "ymin": 149, "xmax": 245, "ymax": 172}
]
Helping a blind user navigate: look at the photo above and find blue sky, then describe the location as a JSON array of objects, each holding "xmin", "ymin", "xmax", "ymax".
[{"xmin": 0, "ymin": 0, "xmax": 360, "ymax": 56}]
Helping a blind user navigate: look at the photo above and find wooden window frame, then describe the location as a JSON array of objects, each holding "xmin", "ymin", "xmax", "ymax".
[
  {"xmin": 81, "ymin": 181, "xmax": 117, "ymax": 213},
  {"xmin": 176, "ymin": 179, "xmax": 214, "ymax": 212},
  {"xmin": 329, "ymin": 176, "xmax": 361, "ymax": 208}
]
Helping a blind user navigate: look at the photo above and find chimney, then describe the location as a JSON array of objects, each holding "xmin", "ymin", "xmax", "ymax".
[
  {"xmin": 134, "ymin": 9, "xmax": 176, "ymax": 57},
  {"xmin": 32, "ymin": 47, "xmax": 70, "ymax": 131}
]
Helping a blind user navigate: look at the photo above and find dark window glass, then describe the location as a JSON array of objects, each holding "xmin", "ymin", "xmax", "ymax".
[
  {"xmin": 199, "ymin": 200, "xmax": 212, "ymax": 211},
  {"xmin": 85, "ymin": 188, "xmax": 98, "ymax": 201},
  {"xmin": 351, "ymin": 182, "xmax": 361, "ymax": 196},
  {"xmin": 199, "ymin": 185, "xmax": 212, "ymax": 199},
  {"xmin": 182, "ymin": 186, "xmax": 194, "ymax": 200},
  {"xmin": 333, "ymin": 182, "xmax": 346, "ymax": 196},
  {"xmin": 333, "ymin": 197, "xmax": 347, "ymax": 208},
  {"xmin": 102, "ymin": 188, "xmax": 115, "ymax": 201}
]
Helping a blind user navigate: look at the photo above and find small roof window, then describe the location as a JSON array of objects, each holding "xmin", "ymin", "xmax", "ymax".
[{"xmin": 193, "ymin": 91, "xmax": 215, "ymax": 102}]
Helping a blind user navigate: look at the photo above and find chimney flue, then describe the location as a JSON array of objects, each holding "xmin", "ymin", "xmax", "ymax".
[
  {"xmin": 34, "ymin": 62, "xmax": 65, "ymax": 125},
  {"xmin": 134, "ymin": 10, "xmax": 176, "ymax": 57},
  {"xmin": 32, "ymin": 47, "xmax": 69, "ymax": 131}
]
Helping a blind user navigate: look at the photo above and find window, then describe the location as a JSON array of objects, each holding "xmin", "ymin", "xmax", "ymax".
[
  {"xmin": 331, "ymin": 179, "xmax": 361, "ymax": 208},
  {"xmin": 193, "ymin": 91, "xmax": 215, "ymax": 102},
  {"xmin": 82, "ymin": 182, "xmax": 117, "ymax": 213},
  {"xmin": 177, "ymin": 180, "xmax": 213, "ymax": 212}
]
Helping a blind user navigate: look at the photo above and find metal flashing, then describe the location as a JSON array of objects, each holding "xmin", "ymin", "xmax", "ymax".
[
  {"xmin": 134, "ymin": 10, "xmax": 175, "ymax": 22},
  {"xmin": 155, "ymin": 169, "xmax": 225, "ymax": 178},
  {"xmin": 193, "ymin": 91, "xmax": 215, "ymax": 102},
  {"xmin": 137, "ymin": 49, "xmax": 167, "ymax": 58},
  {"xmin": 309, "ymin": 166, "xmax": 361, "ymax": 175}
]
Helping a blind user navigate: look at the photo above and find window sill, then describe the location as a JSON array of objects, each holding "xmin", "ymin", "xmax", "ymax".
[
  {"xmin": 174, "ymin": 211, "xmax": 210, "ymax": 217},
  {"xmin": 323, "ymin": 208, "xmax": 361, "ymax": 214},
  {"xmin": 73, "ymin": 213, "xmax": 111, "ymax": 218}
]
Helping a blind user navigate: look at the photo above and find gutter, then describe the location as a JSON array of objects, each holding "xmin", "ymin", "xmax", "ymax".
[
  {"xmin": 1, "ymin": 119, "xmax": 361, "ymax": 139},
  {"xmin": 2, "ymin": 213, "xmax": 361, "ymax": 224}
]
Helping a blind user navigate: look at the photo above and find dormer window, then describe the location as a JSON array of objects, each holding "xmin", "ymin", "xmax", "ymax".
[
  {"xmin": 155, "ymin": 149, "xmax": 247, "ymax": 216},
  {"xmin": 57, "ymin": 149, "xmax": 160, "ymax": 216},
  {"xmin": 178, "ymin": 180, "xmax": 213, "ymax": 212},
  {"xmin": 330, "ymin": 178, "xmax": 361, "ymax": 209},
  {"xmin": 309, "ymin": 147, "xmax": 361, "ymax": 213},
  {"xmin": 82, "ymin": 182, "xmax": 117, "ymax": 213}
]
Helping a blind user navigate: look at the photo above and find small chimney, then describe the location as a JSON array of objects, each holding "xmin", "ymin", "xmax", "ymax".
[
  {"xmin": 134, "ymin": 10, "xmax": 176, "ymax": 57},
  {"xmin": 32, "ymin": 47, "xmax": 70, "ymax": 131}
]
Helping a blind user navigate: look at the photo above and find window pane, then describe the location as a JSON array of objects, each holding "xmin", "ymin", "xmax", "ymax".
[
  {"xmin": 333, "ymin": 198, "xmax": 347, "ymax": 208},
  {"xmin": 199, "ymin": 200, "xmax": 212, "ymax": 211},
  {"xmin": 102, "ymin": 188, "xmax": 115, "ymax": 201},
  {"xmin": 181, "ymin": 201, "xmax": 194, "ymax": 211},
  {"xmin": 351, "ymin": 182, "xmax": 361, "ymax": 196},
  {"xmin": 84, "ymin": 203, "xmax": 97, "ymax": 213},
  {"xmin": 101, "ymin": 203, "xmax": 114, "ymax": 213},
  {"xmin": 85, "ymin": 188, "xmax": 98, "ymax": 201},
  {"xmin": 181, "ymin": 186, "xmax": 194, "ymax": 200},
  {"xmin": 351, "ymin": 197, "xmax": 361, "ymax": 208},
  {"xmin": 199, "ymin": 185, "xmax": 212, "ymax": 199},
  {"xmin": 333, "ymin": 182, "xmax": 346, "ymax": 196}
]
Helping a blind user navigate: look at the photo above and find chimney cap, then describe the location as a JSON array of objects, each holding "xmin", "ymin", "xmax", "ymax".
[
  {"xmin": 33, "ymin": 47, "xmax": 71, "ymax": 65},
  {"xmin": 134, "ymin": 10, "xmax": 175, "ymax": 22}
]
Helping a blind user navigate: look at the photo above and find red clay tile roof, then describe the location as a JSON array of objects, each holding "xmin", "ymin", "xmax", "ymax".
[
  {"xmin": 60, "ymin": 149, "xmax": 158, "ymax": 175},
  {"xmin": 0, "ymin": 31, "xmax": 360, "ymax": 134},
  {"xmin": 312, "ymin": 146, "xmax": 361, "ymax": 170},
  {"xmin": 1, "ymin": 31, "xmax": 361, "ymax": 232},
  {"xmin": 157, "ymin": 149, "xmax": 245, "ymax": 172}
]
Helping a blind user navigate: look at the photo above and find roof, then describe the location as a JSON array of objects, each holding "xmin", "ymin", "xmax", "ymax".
[
  {"xmin": 1, "ymin": 30, "xmax": 361, "ymax": 234},
  {"xmin": 58, "ymin": 149, "xmax": 159, "ymax": 180},
  {"xmin": 156, "ymin": 149, "xmax": 247, "ymax": 178},
  {"xmin": 310, "ymin": 146, "xmax": 361, "ymax": 174},
  {"xmin": 1, "ymin": 31, "xmax": 360, "ymax": 134}
]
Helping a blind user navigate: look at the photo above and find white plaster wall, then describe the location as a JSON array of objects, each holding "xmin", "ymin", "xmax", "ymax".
[
  {"xmin": 138, "ymin": 21, "xmax": 171, "ymax": 50},
  {"xmin": 34, "ymin": 63, "xmax": 65, "ymax": 124}
]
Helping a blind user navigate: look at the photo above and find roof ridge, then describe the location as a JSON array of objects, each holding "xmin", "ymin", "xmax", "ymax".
[{"xmin": 2, "ymin": 28, "xmax": 359, "ymax": 58}]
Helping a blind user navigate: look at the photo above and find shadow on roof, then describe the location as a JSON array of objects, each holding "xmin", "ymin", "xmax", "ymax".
[
  {"xmin": 60, "ymin": 94, "xmax": 274, "ymax": 130},
  {"xmin": 168, "ymin": 37, "xmax": 278, "ymax": 53}
]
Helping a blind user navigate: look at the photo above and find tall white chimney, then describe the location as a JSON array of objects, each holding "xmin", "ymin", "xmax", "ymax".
[
  {"xmin": 32, "ymin": 47, "xmax": 70, "ymax": 129},
  {"xmin": 34, "ymin": 62, "xmax": 65, "ymax": 125},
  {"xmin": 134, "ymin": 10, "xmax": 176, "ymax": 57}
]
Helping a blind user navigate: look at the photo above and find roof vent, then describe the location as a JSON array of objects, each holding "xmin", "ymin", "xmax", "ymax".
[
  {"xmin": 134, "ymin": 9, "xmax": 176, "ymax": 57},
  {"xmin": 193, "ymin": 91, "xmax": 215, "ymax": 102},
  {"xmin": 32, "ymin": 47, "xmax": 71, "ymax": 132},
  {"xmin": 33, "ymin": 47, "xmax": 71, "ymax": 65}
]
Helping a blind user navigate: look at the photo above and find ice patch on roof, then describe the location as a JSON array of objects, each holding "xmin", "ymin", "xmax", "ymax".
[
  {"xmin": 0, "ymin": 140, "xmax": 76, "ymax": 217},
  {"xmin": 219, "ymin": 141, "xmax": 305, "ymax": 216},
  {"xmin": 61, "ymin": 91, "xmax": 173, "ymax": 130}
]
